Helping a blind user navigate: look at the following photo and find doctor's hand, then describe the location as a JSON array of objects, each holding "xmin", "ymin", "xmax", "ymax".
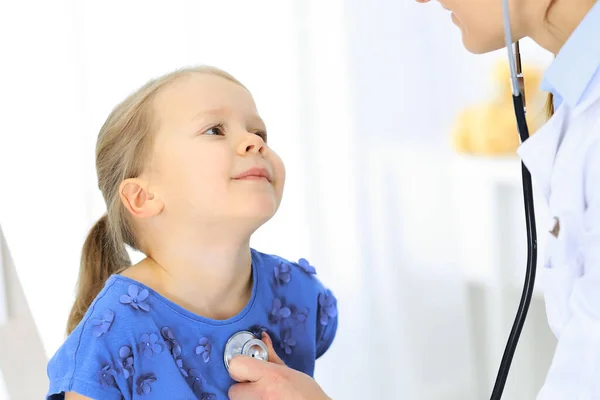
[{"xmin": 228, "ymin": 332, "xmax": 331, "ymax": 400}]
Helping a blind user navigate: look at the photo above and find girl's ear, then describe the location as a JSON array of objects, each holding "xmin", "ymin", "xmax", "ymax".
[{"xmin": 119, "ymin": 178, "xmax": 164, "ymax": 218}]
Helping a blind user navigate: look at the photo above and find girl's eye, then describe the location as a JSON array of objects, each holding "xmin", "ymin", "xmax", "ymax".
[{"xmin": 204, "ymin": 125, "xmax": 224, "ymax": 136}]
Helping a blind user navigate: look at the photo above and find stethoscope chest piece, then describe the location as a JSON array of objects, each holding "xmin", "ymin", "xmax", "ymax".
[{"xmin": 224, "ymin": 330, "xmax": 268, "ymax": 371}]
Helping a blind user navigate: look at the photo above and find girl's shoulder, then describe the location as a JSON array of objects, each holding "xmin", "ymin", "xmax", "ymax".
[
  {"xmin": 252, "ymin": 249, "xmax": 331, "ymax": 298},
  {"xmin": 46, "ymin": 275, "xmax": 165, "ymax": 399},
  {"xmin": 251, "ymin": 249, "xmax": 338, "ymax": 359}
]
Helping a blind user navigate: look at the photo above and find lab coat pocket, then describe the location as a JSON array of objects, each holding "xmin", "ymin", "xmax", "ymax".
[{"xmin": 542, "ymin": 213, "xmax": 584, "ymax": 338}]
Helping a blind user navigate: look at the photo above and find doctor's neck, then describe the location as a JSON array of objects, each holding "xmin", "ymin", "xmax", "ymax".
[{"xmin": 528, "ymin": 0, "xmax": 597, "ymax": 55}]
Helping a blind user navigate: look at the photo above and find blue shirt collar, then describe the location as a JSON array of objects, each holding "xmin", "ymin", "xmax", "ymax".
[{"xmin": 541, "ymin": 1, "xmax": 600, "ymax": 109}]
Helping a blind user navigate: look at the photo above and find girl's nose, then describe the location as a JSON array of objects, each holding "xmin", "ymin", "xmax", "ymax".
[{"xmin": 237, "ymin": 133, "xmax": 266, "ymax": 156}]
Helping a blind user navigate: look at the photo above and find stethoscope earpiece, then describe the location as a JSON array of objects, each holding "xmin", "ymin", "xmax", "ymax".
[{"xmin": 224, "ymin": 331, "xmax": 269, "ymax": 371}]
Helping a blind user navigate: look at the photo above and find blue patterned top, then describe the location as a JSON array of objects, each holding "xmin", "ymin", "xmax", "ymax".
[{"xmin": 46, "ymin": 249, "xmax": 338, "ymax": 400}]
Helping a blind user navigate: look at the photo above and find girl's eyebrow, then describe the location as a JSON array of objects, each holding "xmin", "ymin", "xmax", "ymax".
[
  {"xmin": 190, "ymin": 108, "xmax": 230, "ymax": 122},
  {"xmin": 191, "ymin": 108, "xmax": 266, "ymax": 128}
]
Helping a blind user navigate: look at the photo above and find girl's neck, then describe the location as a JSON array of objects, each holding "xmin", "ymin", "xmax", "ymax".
[{"xmin": 124, "ymin": 238, "xmax": 254, "ymax": 320}]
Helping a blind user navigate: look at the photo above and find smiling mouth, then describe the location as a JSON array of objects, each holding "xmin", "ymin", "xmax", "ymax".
[
  {"xmin": 233, "ymin": 167, "xmax": 272, "ymax": 182},
  {"xmin": 236, "ymin": 175, "xmax": 269, "ymax": 182}
]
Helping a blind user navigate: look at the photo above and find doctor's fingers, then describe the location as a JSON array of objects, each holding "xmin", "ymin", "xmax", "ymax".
[
  {"xmin": 228, "ymin": 382, "xmax": 263, "ymax": 400},
  {"xmin": 228, "ymin": 365, "xmax": 296, "ymax": 400},
  {"xmin": 228, "ymin": 333, "xmax": 285, "ymax": 384},
  {"xmin": 229, "ymin": 355, "xmax": 273, "ymax": 383},
  {"xmin": 228, "ymin": 367, "xmax": 329, "ymax": 400},
  {"xmin": 416, "ymin": 0, "xmax": 432, "ymax": 2}
]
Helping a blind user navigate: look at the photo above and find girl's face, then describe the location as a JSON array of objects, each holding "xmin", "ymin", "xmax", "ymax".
[
  {"xmin": 417, "ymin": 0, "xmax": 540, "ymax": 54},
  {"xmin": 148, "ymin": 73, "xmax": 285, "ymax": 235}
]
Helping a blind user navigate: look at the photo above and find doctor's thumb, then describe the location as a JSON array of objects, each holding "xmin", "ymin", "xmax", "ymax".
[
  {"xmin": 229, "ymin": 355, "xmax": 269, "ymax": 383},
  {"xmin": 261, "ymin": 332, "xmax": 286, "ymax": 366},
  {"xmin": 228, "ymin": 332, "xmax": 286, "ymax": 383}
]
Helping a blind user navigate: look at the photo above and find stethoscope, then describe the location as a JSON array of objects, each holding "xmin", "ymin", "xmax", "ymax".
[
  {"xmin": 489, "ymin": 0, "xmax": 538, "ymax": 398},
  {"xmin": 224, "ymin": 331, "xmax": 269, "ymax": 371}
]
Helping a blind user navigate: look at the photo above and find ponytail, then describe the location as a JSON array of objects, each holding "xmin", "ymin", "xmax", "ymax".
[{"xmin": 66, "ymin": 214, "xmax": 131, "ymax": 334}]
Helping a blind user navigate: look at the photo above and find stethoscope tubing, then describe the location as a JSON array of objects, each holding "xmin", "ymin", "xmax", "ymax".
[{"xmin": 489, "ymin": 1, "xmax": 539, "ymax": 398}]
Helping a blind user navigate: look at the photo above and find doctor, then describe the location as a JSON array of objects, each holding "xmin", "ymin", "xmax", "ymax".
[{"xmin": 227, "ymin": 0, "xmax": 600, "ymax": 398}]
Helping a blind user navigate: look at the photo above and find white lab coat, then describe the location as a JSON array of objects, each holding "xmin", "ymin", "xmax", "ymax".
[{"xmin": 517, "ymin": 70, "xmax": 600, "ymax": 399}]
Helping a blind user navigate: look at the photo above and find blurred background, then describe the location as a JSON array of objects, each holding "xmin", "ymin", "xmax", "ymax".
[{"xmin": 0, "ymin": 0, "xmax": 558, "ymax": 399}]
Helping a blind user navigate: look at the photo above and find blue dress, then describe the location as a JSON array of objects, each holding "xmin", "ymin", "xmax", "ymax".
[{"xmin": 46, "ymin": 249, "xmax": 338, "ymax": 399}]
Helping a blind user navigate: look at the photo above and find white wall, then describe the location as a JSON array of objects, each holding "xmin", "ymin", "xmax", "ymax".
[
  {"xmin": 0, "ymin": 0, "xmax": 90, "ymax": 361},
  {"xmin": 0, "ymin": 370, "xmax": 7, "ymax": 400},
  {"xmin": 0, "ymin": 225, "xmax": 48, "ymax": 399}
]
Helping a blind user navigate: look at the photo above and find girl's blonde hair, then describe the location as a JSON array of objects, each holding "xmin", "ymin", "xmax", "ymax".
[{"xmin": 66, "ymin": 66, "xmax": 245, "ymax": 334}]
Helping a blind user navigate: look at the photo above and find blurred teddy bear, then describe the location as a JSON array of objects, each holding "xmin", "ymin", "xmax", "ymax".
[{"xmin": 452, "ymin": 60, "xmax": 546, "ymax": 155}]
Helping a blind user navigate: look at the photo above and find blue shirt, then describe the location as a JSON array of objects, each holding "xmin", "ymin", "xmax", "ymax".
[
  {"xmin": 541, "ymin": 0, "xmax": 600, "ymax": 110},
  {"xmin": 46, "ymin": 249, "xmax": 338, "ymax": 400}
]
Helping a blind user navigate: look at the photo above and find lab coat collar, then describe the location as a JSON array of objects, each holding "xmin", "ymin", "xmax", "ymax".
[
  {"xmin": 516, "ymin": 105, "xmax": 567, "ymax": 203},
  {"xmin": 541, "ymin": 1, "xmax": 600, "ymax": 110}
]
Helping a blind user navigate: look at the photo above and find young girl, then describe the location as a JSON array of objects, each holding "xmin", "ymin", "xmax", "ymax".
[{"xmin": 46, "ymin": 66, "xmax": 338, "ymax": 400}]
